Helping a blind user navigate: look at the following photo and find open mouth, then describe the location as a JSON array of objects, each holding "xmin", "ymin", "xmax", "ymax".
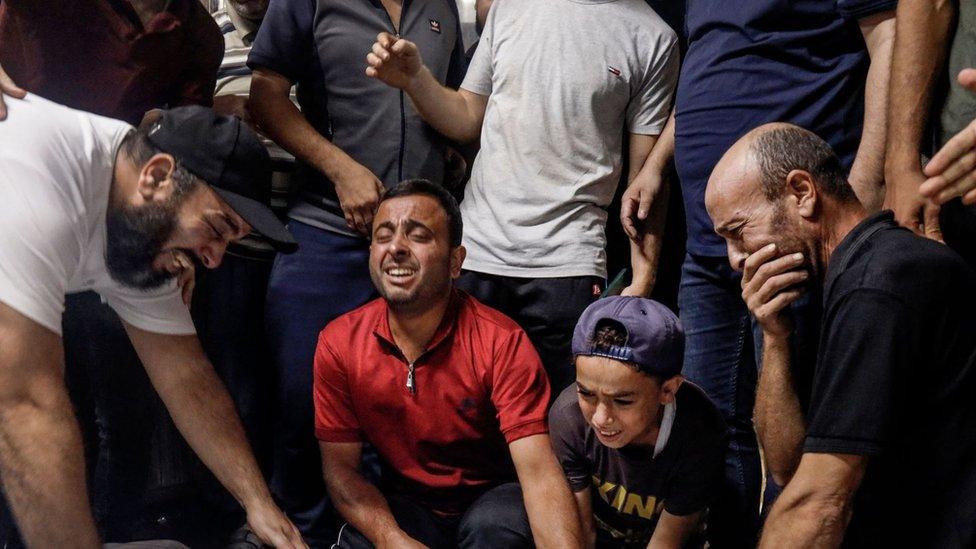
[
  {"xmin": 384, "ymin": 266, "xmax": 417, "ymax": 281},
  {"xmin": 597, "ymin": 429, "xmax": 622, "ymax": 440}
]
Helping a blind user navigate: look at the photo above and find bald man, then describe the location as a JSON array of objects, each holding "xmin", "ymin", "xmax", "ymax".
[{"xmin": 705, "ymin": 124, "xmax": 976, "ymax": 548}]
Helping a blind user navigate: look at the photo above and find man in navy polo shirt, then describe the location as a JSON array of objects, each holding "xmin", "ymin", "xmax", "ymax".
[
  {"xmin": 246, "ymin": 1, "xmax": 466, "ymax": 543},
  {"xmin": 620, "ymin": 1, "xmax": 896, "ymax": 545}
]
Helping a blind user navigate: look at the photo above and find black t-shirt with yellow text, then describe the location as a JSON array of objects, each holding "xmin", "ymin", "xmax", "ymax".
[{"xmin": 549, "ymin": 382, "xmax": 727, "ymax": 547}]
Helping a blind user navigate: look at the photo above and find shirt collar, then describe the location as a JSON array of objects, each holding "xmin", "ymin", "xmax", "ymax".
[
  {"xmin": 372, "ymin": 290, "xmax": 461, "ymax": 359},
  {"xmin": 824, "ymin": 210, "xmax": 896, "ymax": 298}
]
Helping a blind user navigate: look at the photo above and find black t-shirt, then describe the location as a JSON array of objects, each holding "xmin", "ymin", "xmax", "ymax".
[
  {"xmin": 550, "ymin": 382, "xmax": 727, "ymax": 547},
  {"xmin": 807, "ymin": 211, "xmax": 976, "ymax": 548}
]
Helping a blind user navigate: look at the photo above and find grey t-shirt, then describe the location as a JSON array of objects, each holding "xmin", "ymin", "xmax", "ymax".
[{"xmin": 460, "ymin": 0, "xmax": 679, "ymax": 278}]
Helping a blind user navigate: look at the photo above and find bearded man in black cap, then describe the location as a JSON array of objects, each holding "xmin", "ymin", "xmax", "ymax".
[{"xmin": 0, "ymin": 94, "xmax": 305, "ymax": 548}]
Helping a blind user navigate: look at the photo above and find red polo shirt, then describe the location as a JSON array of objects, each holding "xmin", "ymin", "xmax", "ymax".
[
  {"xmin": 314, "ymin": 290, "xmax": 550, "ymax": 515},
  {"xmin": 0, "ymin": 0, "xmax": 221, "ymax": 125}
]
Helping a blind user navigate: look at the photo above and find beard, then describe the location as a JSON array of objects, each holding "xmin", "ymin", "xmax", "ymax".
[{"xmin": 104, "ymin": 198, "xmax": 180, "ymax": 290}]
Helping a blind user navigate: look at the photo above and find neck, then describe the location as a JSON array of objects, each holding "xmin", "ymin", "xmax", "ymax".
[
  {"xmin": 387, "ymin": 288, "xmax": 451, "ymax": 363},
  {"xmin": 818, "ymin": 199, "xmax": 868, "ymax": 269}
]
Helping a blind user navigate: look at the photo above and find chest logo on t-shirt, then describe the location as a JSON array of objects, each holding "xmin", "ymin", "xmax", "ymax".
[
  {"xmin": 592, "ymin": 476, "xmax": 665, "ymax": 520},
  {"xmin": 429, "ymin": 19, "xmax": 442, "ymax": 34},
  {"xmin": 607, "ymin": 66, "xmax": 622, "ymax": 77}
]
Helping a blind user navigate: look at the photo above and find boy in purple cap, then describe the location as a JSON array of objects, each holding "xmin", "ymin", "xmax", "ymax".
[{"xmin": 549, "ymin": 296, "xmax": 727, "ymax": 548}]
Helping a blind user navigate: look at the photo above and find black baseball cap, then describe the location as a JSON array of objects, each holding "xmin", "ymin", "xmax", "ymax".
[
  {"xmin": 572, "ymin": 296, "xmax": 684, "ymax": 377},
  {"xmin": 146, "ymin": 106, "xmax": 298, "ymax": 254}
]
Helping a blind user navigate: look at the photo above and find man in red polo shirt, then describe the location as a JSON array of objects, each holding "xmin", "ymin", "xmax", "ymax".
[{"xmin": 314, "ymin": 179, "xmax": 584, "ymax": 548}]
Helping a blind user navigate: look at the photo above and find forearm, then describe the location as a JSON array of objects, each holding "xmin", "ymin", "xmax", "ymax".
[
  {"xmin": 521, "ymin": 462, "xmax": 585, "ymax": 548},
  {"xmin": 250, "ymin": 73, "xmax": 358, "ymax": 181},
  {"xmin": 760, "ymin": 484, "xmax": 850, "ymax": 548},
  {"xmin": 628, "ymin": 181, "xmax": 668, "ymax": 295},
  {"xmin": 849, "ymin": 12, "xmax": 895, "ymax": 211},
  {"xmin": 0, "ymin": 307, "xmax": 98, "ymax": 547},
  {"xmin": 405, "ymin": 67, "xmax": 483, "ymax": 143},
  {"xmin": 150, "ymin": 356, "xmax": 271, "ymax": 509},
  {"xmin": 753, "ymin": 333, "xmax": 805, "ymax": 486},
  {"xmin": 0, "ymin": 390, "xmax": 99, "ymax": 547},
  {"xmin": 325, "ymin": 466, "xmax": 405, "ymax": 545},
  {"xmin": 626, "ymin": 121, "xmax": 673, "ymax": 295},
  {"xmin": 885, "ymin": 0, "xmax": 955, "ymax": 177}
]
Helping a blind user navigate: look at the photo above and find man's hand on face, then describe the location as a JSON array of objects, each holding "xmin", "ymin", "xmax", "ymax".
[
  {"xmin": 246, "ymin": 500, "xmax": 308, "ymax": 548},
  {"xmin": 365, "ymin": 32, "xmax": 424, "ymax": 91},
  {"xmin": 741, "ymin": 243, "xmax": 808, "ymax": 339},
  {"xmin": 0, "ymin": 62, "xmax": 27, "ymax": 121},
  {"xmin": 333, "ymin": 158, "xmax": 385, "ymax": 236},
  {"xmin": 919, "ymin": 69, "xmax": 976, "ymax": 210}
]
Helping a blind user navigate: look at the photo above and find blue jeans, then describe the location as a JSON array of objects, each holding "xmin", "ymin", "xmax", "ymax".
[
  {"xmin": 334, "ymin": 483, "xmax": 532, "ymax": 549},
  {"xmin": 677, "ymin": 253, "xmax": 819, "ymax": 547},
  {"xmin": 265, "ymin": 221, "xmax": 377, "ymax": 546}
]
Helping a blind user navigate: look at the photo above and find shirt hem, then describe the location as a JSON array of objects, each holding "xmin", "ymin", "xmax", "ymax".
[
  {"xmin": 803, "ymin": 437, "xmax": 884, "ymax": 457},
  {"xmin": 462, "ymin": 258, "xmax": 607, "ymax": 279},
  {"xmin": 502, "ymin": 419, "xmax": 548, "ymax": 444}
]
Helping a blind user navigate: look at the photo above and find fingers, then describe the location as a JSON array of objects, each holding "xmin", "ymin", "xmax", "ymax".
[
  {"xmin": 923, "ymin": 202, "xmax": 945, "ymax": 243},
  {"xmin": 376, "ymin": 32, "xmax": 395, "ymax": 49},
  {"xmin": 745, "ymin": 269, "xmax": 807, "ymax": 309},
  {"xmin": 925, "ymin": 121, "xmax": 976, "ymax": 177},
  {"xmin": 0, "ymin": 65, "xmax": 27, "ymax": 121},
  {"xmin": 752, "ymin": 289, "xmax": 803, "ymax": 325},
  {"xmin": 959, "ymin": 68, "xmax": 976, "ymax": 93},
  {"xmin": 620, "ymin": 196, "xmax": 639, "ymax": 241},
  {"xmin": 741, "ymin": 243, "xmax": 780, "ymax": 283},
  {"xmin": 372, "ymin": 41, "xmax": 391, "ymax": 62}
]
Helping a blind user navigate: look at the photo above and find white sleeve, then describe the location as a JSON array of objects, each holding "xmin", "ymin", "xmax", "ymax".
[
  {"xmin": 459, "ymin": 0, "xmax": 498, "ymax": 96},
  {"xmin": 627, "ymin": 31, "xmax": 680, "ymax": 135},
  {"xmin": 100, "ymin": 280, "xmax": 196, "ymax": 335},
  {"xmin": 0, "ymin": 175, "xmax": 72, "ymax": 335}
]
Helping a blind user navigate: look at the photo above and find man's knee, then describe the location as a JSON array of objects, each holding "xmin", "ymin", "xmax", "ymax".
[{"xmin": 457, "ymin": 483, "xmax": 532, "ymax": 549}]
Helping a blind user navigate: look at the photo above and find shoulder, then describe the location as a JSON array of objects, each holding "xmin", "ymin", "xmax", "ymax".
[
  {"xmin": 833, "ymin": 224, "xmax": 974, "ymax": 308},
  {"xmin": 457, "ymin": 291, "xmax": 527, "ymax": 340},
  {"xmin": 320, "ymin": 297, "xmax": 386, "ymax": 344}
]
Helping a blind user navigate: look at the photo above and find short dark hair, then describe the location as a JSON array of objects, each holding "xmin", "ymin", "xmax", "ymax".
[
  {"xmin": 381, "ymin": 179, "xmax": 463, "ymax": 247},
  {"xmin": 118, "ymin": 128, "xmax": 199, "ymax": 195},
  {"xmin": 586, "ymin": 319, "xmax": 663, "ymax": 382},
  {"xmin": 751, "ymin": 126, "xmax": 858, "ymax": 203}
]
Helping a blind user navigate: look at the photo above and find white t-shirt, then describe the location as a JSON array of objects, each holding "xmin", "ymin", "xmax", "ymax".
[
  {"xmin": 0, "ymin": 95, "xmax": 195, "ymax": 336},
  {"xmin": 460, "ymin": 0, "xmax": 680, "ymax": 278}
]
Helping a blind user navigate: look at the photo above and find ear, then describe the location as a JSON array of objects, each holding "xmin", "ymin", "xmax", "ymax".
[
  {"xmin": 450, "ymin": 245, "xmax": 467, "ymax": 279},
  {"xmin": 785, "ymin": 169, "xmax": 817, "ymax": 219},
  {"xmin": 136, "ymin": 153, "xmax": 178, "ymax": 204},
  {"xmin": 658, "ymin": 375, "xmax": 683, "ymax": 405}
]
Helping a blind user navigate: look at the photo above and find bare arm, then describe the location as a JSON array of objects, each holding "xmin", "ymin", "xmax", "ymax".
[
  {"xmin": 753, "ymin": 333, "xmax": 805, "ymax": 486},
  {"xmin": 759, "ymin": 453, "xmax": 867, "ymax": 548},
  {"xmin": 572, "ymin": 489, "xmax": 596, "ymax": 549},
  {"xmin": 367, "ymin": 33, "xmax": 488, "ymax": 143},
  {"xmin": 321, "ymin": 442, "xmax": 426, "ymax": 548},
  {"xmin": 249, "ymin": 67, "xmax": 383, "ymax": 236},
  {"xmin": 622, "ymin": 132, "xmax": 663, "ymax": 297},
  {"xmin": 510, "ymin": 434, "xmax": 585, "ymax": 549},
  {"xmin": 0, "ymin": 303, "xmax": 99, "ymax": 547},
  {"xmin": 848, "ymin": 11, "xmax": 896, "ymax": 211},
  {"xmin": 740, "ymin": 244, "xmax": 809, "ymax": 486},
  {"xmin": 646, "ymin": 510, "xmax": 703, "ymax": 549},
  {"xmin": 884, "ymin": 0, "xmax": 955, "ymax": 239},
  {"xmin": 125, "ymin": 325, "xmax": 305, "ymax": 548}
]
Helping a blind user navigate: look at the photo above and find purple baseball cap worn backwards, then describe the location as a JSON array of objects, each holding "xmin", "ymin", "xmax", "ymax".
[{"xmin": 572, "ymin": 296, "xmax": 684, "ymax": 378}]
